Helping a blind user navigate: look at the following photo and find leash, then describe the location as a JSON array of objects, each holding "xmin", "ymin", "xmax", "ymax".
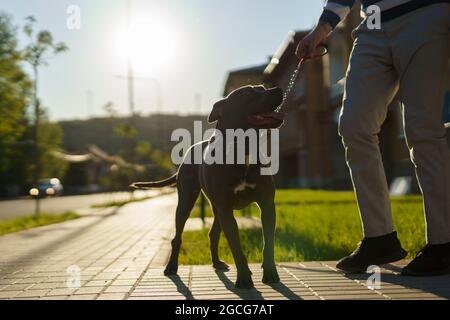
[{"xmin": 275, "ymin": 43, "xmax": 329, "ymax": 113}]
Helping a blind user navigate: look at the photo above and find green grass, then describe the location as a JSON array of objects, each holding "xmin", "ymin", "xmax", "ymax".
[
  {"xmin": 191, "ymin": 195, "xmax": 255, "ymax": 218},
  {"xmin": 0, "ymin": 212, "xmax": 80, "ymax": 236},
  {"xmin": 179, "ymin": 189, "xmax": 425, "ymax": 265}
]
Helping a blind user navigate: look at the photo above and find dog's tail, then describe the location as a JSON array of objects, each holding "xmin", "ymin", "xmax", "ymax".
[{"xmin": 130, "ymin": 174, "xmax": 177, "ymax": 189}]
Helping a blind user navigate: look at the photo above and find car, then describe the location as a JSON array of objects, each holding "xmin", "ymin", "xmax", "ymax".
[{"xmin": 29, "ymin": 178, "xmax": 64, "ymax": 198}]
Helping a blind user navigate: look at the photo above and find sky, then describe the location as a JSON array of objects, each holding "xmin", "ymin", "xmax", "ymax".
[{"xmin": 1, "ymin": 0, "xmax": 324, "ymax": 120}]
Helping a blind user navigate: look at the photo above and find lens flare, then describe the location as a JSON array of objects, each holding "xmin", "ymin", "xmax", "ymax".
[{"xmin": 116, "ymin": 16, "xmax": 177, "ymax": 73}]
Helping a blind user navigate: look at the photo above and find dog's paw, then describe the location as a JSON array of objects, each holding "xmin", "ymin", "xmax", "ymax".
[
  {"xmin": 164, "ymin": 263, "xmax": 178, "ymax": 275},
  {"xmin": 235, "ymin": 274, "xmax": 254, "ymax": 289},
  {"xmin": 213, "ymin": 260, "xmax": 230, "ymax": 270},
  {"xmin": 262, "ymin": 268, "xmax": 280, "ymax": 284}
]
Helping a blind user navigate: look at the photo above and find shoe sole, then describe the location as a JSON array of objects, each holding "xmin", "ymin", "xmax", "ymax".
[
  {"xmin": 401, "ymin": 265, "xmax": 450, "ymax": 277},
  {"xmin": 337, "ymin": 249, "xmax": 408, "ymax": 274}
]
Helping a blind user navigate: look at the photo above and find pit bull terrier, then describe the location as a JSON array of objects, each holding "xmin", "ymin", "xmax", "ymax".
[{"xmin": 131, "ymin": 85, "xmax": 285, "ymax": 288}]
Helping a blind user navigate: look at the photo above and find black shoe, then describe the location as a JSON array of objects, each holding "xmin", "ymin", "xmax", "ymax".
[
  {"xmin": 336, "ymin": 231, "xmax": 408, "ymax": 273},
  {"xmin": 402, "ymin": 242, "xmax": 450, "ymax": 276}
]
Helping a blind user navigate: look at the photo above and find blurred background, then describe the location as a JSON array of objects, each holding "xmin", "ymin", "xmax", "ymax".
[
  {"xmin": 0, "ymin": 0, "xmax": 449, "ymax": 202},
  {"xmin": 1, "ymin": 0, "xmax": 450, "ymax": 279}
]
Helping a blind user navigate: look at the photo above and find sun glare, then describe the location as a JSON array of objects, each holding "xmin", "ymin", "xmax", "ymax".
[{"xmin": 116, "ymin": 17, "xmax": 177, "ymax": 74}]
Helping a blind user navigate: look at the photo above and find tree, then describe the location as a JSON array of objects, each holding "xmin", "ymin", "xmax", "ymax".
[
  {"xmin": 0, "ymin": 13, "xmax": 69, "ymax": 198},
  {"xmin": 100, "ymin": 104, "xmax": 174, "ymax": 189},
  {"xmin": 22, "ymin": 16, "xmax": 68, "ymax": 190},
  {"xmin": 0, "ymin": 13, "xmax": 32, "ymax": 195},
  {"xmin": 37, "ymin": 111, "xmax": 68, "ymax": 179}
]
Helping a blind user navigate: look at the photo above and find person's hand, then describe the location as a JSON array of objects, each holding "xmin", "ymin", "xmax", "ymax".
[{"xmin": 295, "ymin": 22, "xmax": 332, "ymax": 59}]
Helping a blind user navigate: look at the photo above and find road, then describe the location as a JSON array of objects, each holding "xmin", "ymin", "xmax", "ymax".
[{"xmin": 0, "ymin": 190, "xmax": 162, "ymax": 220}]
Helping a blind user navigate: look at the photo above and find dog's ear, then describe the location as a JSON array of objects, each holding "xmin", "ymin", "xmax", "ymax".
[{"xmin": 208, "ymin": 99, "xmax": 226, "ymax": 123}]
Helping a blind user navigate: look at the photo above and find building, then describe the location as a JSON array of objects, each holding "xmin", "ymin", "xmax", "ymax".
[
  {"xmin": 55, "ymin": 145, "xmax": 146, "ymax": 194},
  {"xmin": 223, "ymin": 65, "xmax": 267, "ymax": 96}
]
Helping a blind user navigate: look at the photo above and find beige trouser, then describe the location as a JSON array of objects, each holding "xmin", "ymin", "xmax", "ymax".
[{"xmin": 339, "ymin": 3, "xmax": 450, "ymax": 244}]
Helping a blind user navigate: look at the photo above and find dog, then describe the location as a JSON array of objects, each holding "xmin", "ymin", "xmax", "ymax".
[{"xmin": 131, "ymin": 85, "xmax": 285, "ymax": 288}]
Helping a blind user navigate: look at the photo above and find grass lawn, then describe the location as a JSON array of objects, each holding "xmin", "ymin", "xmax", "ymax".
[
  {"xmin": 0, "ymin": 212, "xmax": 79, "ymax": 236},
  {"xmin": 179, "ymin": 189, "xmax": 425, "ymax": 265}
]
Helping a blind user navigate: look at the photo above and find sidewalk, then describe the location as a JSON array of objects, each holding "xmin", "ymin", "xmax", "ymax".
[
  {"xmin": 0, "ymin": 193, "xmax": 177, "ymax": 300},
  {"xmin": 0, "ymin": 193, "xmax": 449, "ymax": 300}
]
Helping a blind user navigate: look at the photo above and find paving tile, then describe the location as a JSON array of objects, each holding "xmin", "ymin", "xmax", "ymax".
[
  {"xmin": 2, "ymin": 284, "xmax": 32, "ymax": 291},
  {"xmin": 84, "ymin": 280, "xmax": 112, "ymax": 287},
  {"xmin": 388, "ymin": 293, "xmax": 442, "ymax": 299},
  {"xmin": 1, "ymin": 193, "xmax": 449, "ymax": 301},
  {"xmin": 0, "ymin": 279, "xmax": 18, "ymax": 285},
  {"xmin": 14, "ymin": 277, "xmax": 48, "ymax": 284},
  {"xmin": 28, "ymin": 283, "xmax": 59, "ymax": 290},
  {"xmin": 111, "ymin": 279, "xmax": 136, "ymax": 286},
  {"xmin": 92, "ymin": 273, "xmax": 119, "ymax": 280},
  {"xmin": 68, "ymin": 294, "xmax": 97, "ymax": 300},
  {"xmin": 39, "ymin": 295, "xmax": 70, "ymax": 300},
  {"xmin": 128, "ymin": 295, "xmax": 187, "ymax": 300},
  {"xmin": 46, "ymin": 288, "xmax": 76, "ymax": 296},
  {"xmin": 323, "ymin": 294, "xmax": 387, "ymax": 300},
  {"xmin": 74, "ymin": 286, "xmax": 105, "ymax": 295},
  {"xmin": 0, "ymin": 291, "xmax": 22, "ymax": 299},
  {"xmin": 104, "ymin": 285, "xmax": 133, "ymax": 293},
  {"xmin": 97, "ymin": 293, "xmax": 126, "ymax": 300},
  {"xmin": 15, "ymin": 289, "xmax": 51, "ymax": 298}
]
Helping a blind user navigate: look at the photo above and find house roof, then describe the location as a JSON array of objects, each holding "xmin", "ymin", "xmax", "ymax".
[
  {"xmin": 263, "ymin": 30, "xmax": 310, "ymax": 79},
  {"xmin": 222, "ymin": 63, "xmax": 267, "ymax": 96},
  {"xmin": 53, "ymin": 145, "xmax": 146, "ymax": 172},
  {"xmin": 52, "ymin": 151, "xmax": 91, "ymax": 163},
  {"xmin": 227, "ymin": 64, "xmax": 267, "ymax": 75}
]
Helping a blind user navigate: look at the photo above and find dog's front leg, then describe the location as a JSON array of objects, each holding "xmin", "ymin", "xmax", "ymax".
[
  {"xmin": 257, "ymin": 199, "xmax": 280, "ymax": 284},
  {"xmin": 215, "ymin": 206, "xmax": 253, "ymax": 289}
]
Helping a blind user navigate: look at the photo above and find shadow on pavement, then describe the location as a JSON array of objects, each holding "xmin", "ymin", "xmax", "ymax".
[
  {"xmin": 280, "ymin": 262, "xmax": 450, "ymax": 299},
  {"xmin": 346, "ymin": 271, "xmax": 450, "ymax": 299},
  {"xmin": 267, "ymin": 281, "xmax": 304, "ymax": 300},
  {"xmin": 215, "ymin": 270, "xmax": 264, "ymax": 300},
  {"xmin": 165, "ymin": 274, "xmax": 194, "ymax": 300}
]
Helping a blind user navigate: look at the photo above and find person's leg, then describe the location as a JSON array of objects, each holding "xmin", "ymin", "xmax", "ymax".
[
  {"xmin": 399, "ymin": 36, "xmax": 450, "ymax": 246},
  {"xmin": 339, "ymin": 25, "xmax": 399, "ymax": 238},
  {"xmin": 336, "ymin": 24, "xmax": 408, "ymax": 273},
  {"xmin": 384, "ymin": 3, "xmax": 450, "ymax": 276},
  {"xmin": 393, "ymin": 4, "xmax": 450, "ymax": 246}
]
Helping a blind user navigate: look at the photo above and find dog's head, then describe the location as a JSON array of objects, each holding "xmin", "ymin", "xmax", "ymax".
[{"xmin": 208, "ymin": 85, "xmax": 286, "ymax": 129}]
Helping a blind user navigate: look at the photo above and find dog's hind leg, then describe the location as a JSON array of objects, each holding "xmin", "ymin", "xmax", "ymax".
[
  {"xmin": 209, "ymin": 211, "xmax": 229, "ymax": 270},
  {"xmin": 164, "ymin": 169, "xmax": 200, "ymax": 275}
]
